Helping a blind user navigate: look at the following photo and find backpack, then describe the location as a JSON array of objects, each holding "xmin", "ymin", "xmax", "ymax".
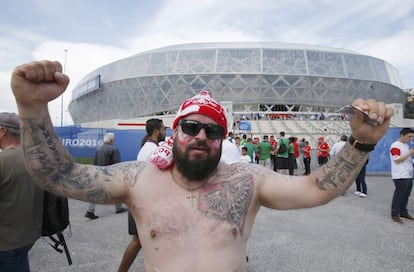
[
  {"xmin": 278, "ymin": 141, "xmax": 287, "ymax": 154},
  {"xmin": 42, "ymin": 190, "xmax": 72, "ymax": 265}
]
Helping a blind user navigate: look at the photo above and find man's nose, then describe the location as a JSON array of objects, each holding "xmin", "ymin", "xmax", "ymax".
[{"xmin": 194, "ymin": 127, "xmax": 208, "ymax": 139}]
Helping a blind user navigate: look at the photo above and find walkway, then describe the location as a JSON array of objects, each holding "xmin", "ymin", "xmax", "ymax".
[{"xmin": 29, "ymin": 175, "xmax": 414, "ymax": 272}]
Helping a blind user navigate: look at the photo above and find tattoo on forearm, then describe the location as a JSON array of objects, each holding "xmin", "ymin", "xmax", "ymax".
[
  {"xmin": 21, "ymin": 117, "xmax": 118, "ymax": 203},
  {"xmin": 23, "ymin": 118, "xmax": 73, "ymax": 183},
  {"xmin": 198, "ymin": 175, "xmax": 253, "ymax": 235},
  {"xmin": 315, "ymin": 143, "xmax": 368, "ymax": 191}
]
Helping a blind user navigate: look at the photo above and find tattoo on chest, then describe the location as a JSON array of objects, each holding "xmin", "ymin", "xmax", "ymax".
[
  {"xmin": 197, "ymin": 175, "xmax": 253, "ymax": 235},
  {"xmin": 120, "ymin": 161, "xmax": 145, "ymax": 187}
]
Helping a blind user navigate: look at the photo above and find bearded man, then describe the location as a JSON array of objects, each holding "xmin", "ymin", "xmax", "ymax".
[{"xmin": 10, "ymin": 60, "xmax": 392, "ymax": 271}]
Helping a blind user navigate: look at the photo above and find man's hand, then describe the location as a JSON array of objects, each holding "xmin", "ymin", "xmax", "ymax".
[
  {"xmin": 349, "ymin": 98, "xmax": 394, "ymax": 144},
  {"xmin": 11, "ymin": 60, "xmax": 70, "ymax": 115}
]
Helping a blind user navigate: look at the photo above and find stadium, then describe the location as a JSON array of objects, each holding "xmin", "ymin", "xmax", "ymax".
[
  {"xmin": 69, "ymin": 42, "xmax": 407, "ymax": 135},
  {"xmin": 68, "ymin": 41, "xmax": 404, "ymax": 127}
]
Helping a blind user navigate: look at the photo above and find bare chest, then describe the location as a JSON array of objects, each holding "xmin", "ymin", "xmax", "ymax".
[{"xmin": 131, "ymin": 174, "xmax": 255, "ymax": 248}]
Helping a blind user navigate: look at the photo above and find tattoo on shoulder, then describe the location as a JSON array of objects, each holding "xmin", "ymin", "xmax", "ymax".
[
  {"xmin": 198, "ymin": 175, "xmax": 254, "ymax": 235},
  {"xmin": 117, "ymin": 161, "xmax": 146, "ymax": 187},
  {"xmin": 217, "ymin": 163, "xmax": 268, "ymax": 179}
]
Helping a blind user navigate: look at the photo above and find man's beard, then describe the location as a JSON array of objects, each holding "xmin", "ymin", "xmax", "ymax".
[
  {"xmin": 158, "ymin": 133, "xmax": 165, "ymax": 143},
  {"xmin": 173, "ymin": 139, "xmax": 221, "ymax": 181}
]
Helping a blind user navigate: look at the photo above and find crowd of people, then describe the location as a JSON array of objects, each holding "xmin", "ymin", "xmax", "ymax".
[
  {"xmin": 1, "ymin": 59, "xmax": 413, "ymax": 271},
  {"xmin": 220, "ymin": 132, "xmax": 335, "ymax": 177},
  {"xmin": 219, "ymin": 131, "xmax": 373, "ymax": 202}
]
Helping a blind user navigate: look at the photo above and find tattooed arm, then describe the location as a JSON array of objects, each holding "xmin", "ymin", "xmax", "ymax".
[
  {"xmin": 258, "ymin": 99, "xmax": 394, "ymax": 210},
  {"xmin": 10, "ymin": 60, "xmax": 140, "ymax": 204}
]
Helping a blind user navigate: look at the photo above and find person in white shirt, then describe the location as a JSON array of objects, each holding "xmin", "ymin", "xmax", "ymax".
[
  {"xmin": 389, "ymin": 127, "xmax": 414, "ymax": 224},
  {"xmin": 220, "ymin": 132, "xmax": 241, "ymax": 164},
  {"xmin": 240, "ymin": 146, "xmax": 251, "ymax": 163},
  {"xmin": 137, "ymin": 119, "xmax": 167, "ymax": 161},
  {"xmin": 329, "ymin": 135, "xmax": 348, "ymax": 157}
]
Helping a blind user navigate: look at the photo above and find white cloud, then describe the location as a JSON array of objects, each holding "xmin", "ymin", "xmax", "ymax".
[
  {"xmin": 2, "ymin": 0, "xmax": 414, "ymax": 124},
  {"xmin": 30, "ymin": 41, "xmax": 134, "ymax": 125}
]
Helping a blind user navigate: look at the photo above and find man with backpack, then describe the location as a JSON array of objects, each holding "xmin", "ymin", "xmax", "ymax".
[{"xmin": 0, "ymin": 112, "xmax": 44, "ymax": 272}]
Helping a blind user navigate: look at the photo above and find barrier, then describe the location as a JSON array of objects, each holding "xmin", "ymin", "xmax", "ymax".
[
  {"xmin": 56, "ymin": 126, "xmax": 148, "ymax": 162},
  {"xmin": 56, "ymin": 126, "xmax": 401, "ymax": 173}
]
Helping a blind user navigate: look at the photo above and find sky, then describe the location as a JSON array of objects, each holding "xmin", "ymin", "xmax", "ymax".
[{"xmin": 1, "ymin": 0, "xmax": 414, "ymax": 125}]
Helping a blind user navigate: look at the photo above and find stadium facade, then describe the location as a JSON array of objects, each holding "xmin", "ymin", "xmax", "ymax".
[{"xmin": 68, "ymin": 42, "xmax": 405, "ymax": 125}]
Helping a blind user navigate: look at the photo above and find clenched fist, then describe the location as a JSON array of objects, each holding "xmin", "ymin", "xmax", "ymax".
[{"xmin": 11, "ymin": 60, "xmax": 70, "ymax": 116}]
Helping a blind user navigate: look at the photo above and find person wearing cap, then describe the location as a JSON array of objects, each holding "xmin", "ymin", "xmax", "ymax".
[
  {"xmin": 317, "ymin": 136, "xmax": 330, "ymax": 166},
  {"xmin": 0, "ymin": 112, "xmax": 44, "ymax": 272},
  {"xmin": 10, "ymin": 60, "xmax": 393, "ymax": 271}
]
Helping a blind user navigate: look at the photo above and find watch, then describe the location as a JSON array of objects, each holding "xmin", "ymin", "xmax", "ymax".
[{"xmin": 348, "ymin": 135, "xmax": 376, "ymax": 152}]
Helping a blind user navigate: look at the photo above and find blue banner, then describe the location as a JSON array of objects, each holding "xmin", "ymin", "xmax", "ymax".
[
  {"xmin": 238, "ymin": 121, "xmax": 251, "ymax": 131},
  {"xmin": 56, "ymin": 126, "xmax": 172, "ymax": 162}
]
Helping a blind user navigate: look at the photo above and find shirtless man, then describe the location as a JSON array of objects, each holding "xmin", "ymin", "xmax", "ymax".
[{"xmin": 10, "ymin": 60, "xmax": 392, "ymax": 272}]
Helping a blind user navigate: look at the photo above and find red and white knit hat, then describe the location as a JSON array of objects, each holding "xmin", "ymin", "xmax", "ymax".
[{"xmin": 172, "ymin": 90, "xmax": 227, "ymax": 137}]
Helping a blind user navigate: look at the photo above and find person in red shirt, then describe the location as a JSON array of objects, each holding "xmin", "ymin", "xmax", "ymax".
[
  {"xmin": 292, "ymin": 137, "xmax": 300, "ymax": 159},
  {"xmin": 269, "ymin": 135, "xmax": 278, "ymax": 171},
  {"xmin": 317, "ymin": 136, "xmax": 330, "ymax": 166},
  {"xmin": 302, "ymin": 141, "xmax": 312, "ymax": 175},
  {"xmin": 289, "ymin": 137, "xmax": 300, "ymax": 175}
]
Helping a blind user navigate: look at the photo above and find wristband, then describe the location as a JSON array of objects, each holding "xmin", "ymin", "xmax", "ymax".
[{"xmin": 349, "ymin": 135, "xmax": 376, "ymax": 152}]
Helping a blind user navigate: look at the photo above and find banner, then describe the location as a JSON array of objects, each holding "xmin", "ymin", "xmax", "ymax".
[{"xmin": 56, "ymin": 126, "xmax": 171, "ymax": 162}]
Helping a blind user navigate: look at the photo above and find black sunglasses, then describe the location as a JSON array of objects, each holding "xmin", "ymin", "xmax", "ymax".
[{"xmin": 178, "ymin": 120, "xmax": 225, "ymax": 140}]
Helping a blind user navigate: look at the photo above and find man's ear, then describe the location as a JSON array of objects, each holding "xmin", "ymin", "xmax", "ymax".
[{"xmin": 0, "ymin": 127, "xmax": 7, "ymax": 137}]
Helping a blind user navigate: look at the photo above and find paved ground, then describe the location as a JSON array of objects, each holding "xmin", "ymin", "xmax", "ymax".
[{"xmin": 29, "ymin": 175, "xmax": 414, "ymax": 272}]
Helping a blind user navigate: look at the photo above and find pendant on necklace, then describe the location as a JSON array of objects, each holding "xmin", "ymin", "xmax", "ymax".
[
  {"xmin": 186, "ymin": 190, "xmax": 197, "ymax": 208},
  {"xmin": 170, "ymin": 169, "xmax": 216, "ymax": 208}
]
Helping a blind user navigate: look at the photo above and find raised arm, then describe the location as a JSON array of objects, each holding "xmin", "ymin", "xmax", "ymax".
[
  {"xmin": 258, "ymin": 99, "xmax": 393, "ymax": 210},
  {"xmin": 10, "ymin": 60, "xmax": 136, "ymax": 204}
]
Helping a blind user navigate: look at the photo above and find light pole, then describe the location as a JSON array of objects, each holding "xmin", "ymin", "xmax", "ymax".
[{"xmin": 61, "ymin": 49, "xmax": 68, "ymax": 127}]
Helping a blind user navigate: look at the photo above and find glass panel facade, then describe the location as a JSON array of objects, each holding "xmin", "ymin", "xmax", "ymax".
[
  {"xmin": 216, "ymin": 49, "xmax": 261, "ymax": 73},
  {"xmin": 306, "ymin": 50, "xmax": 345, "ymax": 77},
  {"xmin": 263, "ymin": 49, "xmax": 306, "ymax": 75},
  {"xmin": 175, "ymin": 49, "xmax": 216, "ymax": 73},
  {"xmin": 69, "ymin": 43, "xmax": 405, "ymax": 123},
  {"xmin": 344, "ymin": 54, "xmax": 373, "ymax": 80}
]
